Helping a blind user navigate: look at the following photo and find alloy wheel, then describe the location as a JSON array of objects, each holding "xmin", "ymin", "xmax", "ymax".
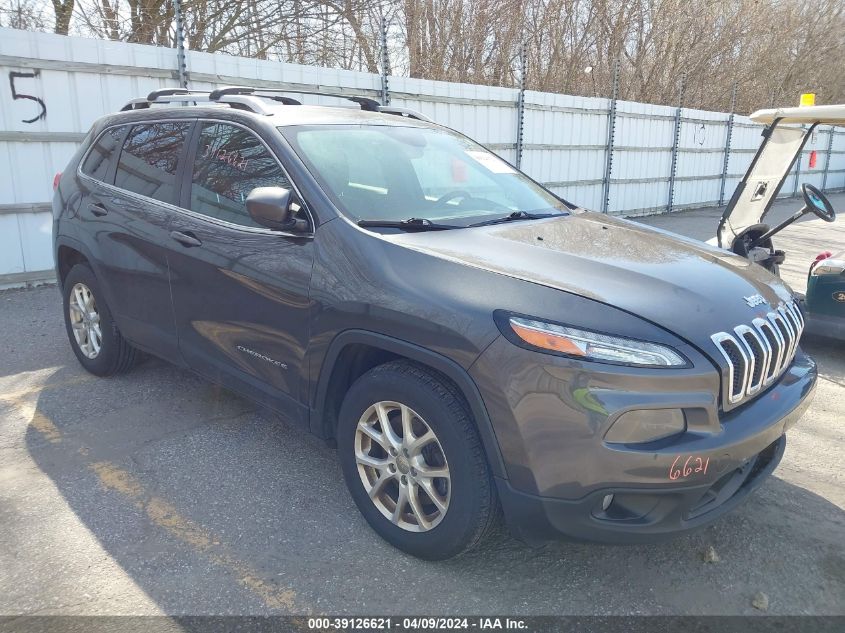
[
  {"xmin": 68, "ymin": 282, "xmax": 102, "ymax": 359},
  {"xmin": 354, "ymin": 401, "xmax": 451, "ymax": 532}
]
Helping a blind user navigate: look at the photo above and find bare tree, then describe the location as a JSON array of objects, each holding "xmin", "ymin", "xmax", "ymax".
[
  {"xmin": 0, "ymin": 0, "xmax": 51, "ymax": 29},
  {"xmin": 5, "ymin": 0, "xmax": 844, "ymax": 111},
  {"xmin": 50, "ymin": 0, "xmax": 72, "ymax": 32}
]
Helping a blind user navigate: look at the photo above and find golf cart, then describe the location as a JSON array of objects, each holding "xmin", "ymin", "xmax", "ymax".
[{"xmin": 716, "ymin": 100, "xmax": 844, "ymax": 339}]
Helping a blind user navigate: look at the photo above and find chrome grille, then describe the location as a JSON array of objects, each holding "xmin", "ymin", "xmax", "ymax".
[{"xmin": 711, "ymin": 300, "xmax": 804, "ymax": 406}]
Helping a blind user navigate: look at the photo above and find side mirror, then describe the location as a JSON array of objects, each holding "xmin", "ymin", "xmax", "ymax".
[{"xmin": 245, "ymin": 186, "xmax": 308, "ymax": 232}]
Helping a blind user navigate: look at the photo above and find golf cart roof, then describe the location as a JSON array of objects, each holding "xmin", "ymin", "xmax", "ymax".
[{"xmin": 750, "ymin": 104, "xmax": 845, "ymax": 126}]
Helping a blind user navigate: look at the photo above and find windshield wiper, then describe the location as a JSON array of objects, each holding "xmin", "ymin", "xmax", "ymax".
[
  {"xmin": 357, "ymin": 218, "xmax": 460, "ymax": 231},
  {"xmin": 468, "ymin": 210, "xmax": 561, "ymax": 227}
]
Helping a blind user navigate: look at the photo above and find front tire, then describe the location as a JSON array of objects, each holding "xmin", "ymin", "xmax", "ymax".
[
  {"xmin": 62, "ymin": 263, "xmax": 138, "ymax": 376},
  {"xmin": 338, "ymin": 360, "xmax": 498, "ymax": 560}
]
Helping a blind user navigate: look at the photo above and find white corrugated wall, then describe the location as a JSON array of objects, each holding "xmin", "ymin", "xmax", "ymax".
[{"xmin": 2, "ymin": 27, "xmax": 844, "ymax": 285}]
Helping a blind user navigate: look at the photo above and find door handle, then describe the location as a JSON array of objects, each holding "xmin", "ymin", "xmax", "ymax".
[
  {"xmin": 88, "ymin": 202, "xmax": 108, "ymax": 216},
  {"xmin": 170, "ymin": 230, "xmax": 202, "ymax": 247}
]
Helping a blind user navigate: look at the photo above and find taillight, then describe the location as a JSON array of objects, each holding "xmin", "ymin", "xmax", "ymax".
[{"xmin": 53, "ymin": 172, "xmax": 62, "ymax": 191}]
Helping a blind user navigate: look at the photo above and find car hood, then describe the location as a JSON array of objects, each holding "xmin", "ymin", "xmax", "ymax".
[{"xmin": 387, "ymin": 212, "xmax": 796, "ymax": 347}]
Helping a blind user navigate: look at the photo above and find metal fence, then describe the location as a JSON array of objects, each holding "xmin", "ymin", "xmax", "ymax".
[{"xmin": 1, "ymin": 26, "xmax": 844, "ymax": 286}]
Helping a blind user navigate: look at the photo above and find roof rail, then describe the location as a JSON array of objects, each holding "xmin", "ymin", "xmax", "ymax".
[
  {"xmin": 210, "ymin": 88, "xmax": 432, "ymax": 120},
  {"xmin": 119, "ymin": 86, "xmax": 432, "ymax": 122},
  {"xmin": 208, "ymin": 86, "xmax": 381, "ymax": 111},
  {"xmin": 147, "ymin": 88, "xmax": 208, "ymax": 100},
  {"xmin": 378, "ymin": 106, "xmax": 432, "ymax": 122},
  {"xmin": 120, "ymin": 90, "xmax": 212, "ymax": 111},
  {"xmin": 207, "ymin": 86, "xmax": 302, "ymax": 105}
]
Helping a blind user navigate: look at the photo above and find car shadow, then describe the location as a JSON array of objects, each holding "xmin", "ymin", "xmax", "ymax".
[{"xmin": 19, "ymin": 355, "xmax": 845, "ymax": 615}]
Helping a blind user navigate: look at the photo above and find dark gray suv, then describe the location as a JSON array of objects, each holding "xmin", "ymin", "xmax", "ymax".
[{"xmin": 52, "ymin": 87, "xmax": 817, "ymax": 559}]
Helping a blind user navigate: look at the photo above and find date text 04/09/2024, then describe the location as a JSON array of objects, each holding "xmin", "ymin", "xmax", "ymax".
[{"xmin": 306, "ymin": 617, "xmax": 529, "ymax": 630}]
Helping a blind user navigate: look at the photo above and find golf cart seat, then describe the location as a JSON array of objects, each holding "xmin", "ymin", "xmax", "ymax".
[{"xmin": 729, "ymin": 223, "xmax": 786, "ymax": 271}]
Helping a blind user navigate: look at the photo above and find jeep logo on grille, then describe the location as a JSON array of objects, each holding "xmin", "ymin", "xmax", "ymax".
[{"xmin": 743, "ymin": 294, "xmax": 766, "ymax": 307}]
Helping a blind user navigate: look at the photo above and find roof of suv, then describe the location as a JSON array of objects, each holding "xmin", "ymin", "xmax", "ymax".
[{"xmin": 244, "ymin": 104, "xmax": 434, "ymax": 128}]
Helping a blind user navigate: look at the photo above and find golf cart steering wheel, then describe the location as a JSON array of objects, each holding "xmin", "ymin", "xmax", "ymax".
[{"xmin": 801, "ymin": 183, "xmax": 836, "ymax": 222}]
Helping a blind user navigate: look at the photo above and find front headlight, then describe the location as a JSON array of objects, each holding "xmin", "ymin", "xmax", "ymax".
[{"xmin": 504, "ymin": 316, "xmax": 688, "ymax": 367}]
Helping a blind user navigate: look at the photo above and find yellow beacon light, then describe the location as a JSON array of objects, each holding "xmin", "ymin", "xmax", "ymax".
[{"xmin": 800, "ymin": 93, "xmax": 816, "ymax": 107}]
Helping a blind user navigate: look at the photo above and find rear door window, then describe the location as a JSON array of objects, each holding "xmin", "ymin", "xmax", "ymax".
[
  {"xmin": 114, "ymin": 122, "xmax": 192, "ymax": 204},
  {"xmin": 189, "ymin": 122, "xmax": 291, "ymax": 228},
  {"xmin": 80, "ymin": 126, "xmax": 127, "ymax": 182}
]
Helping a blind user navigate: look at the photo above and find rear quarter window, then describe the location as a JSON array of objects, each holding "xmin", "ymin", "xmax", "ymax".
[{"xmin": 80, "ymin": 126, "xmax": 126, "ymax": 182}]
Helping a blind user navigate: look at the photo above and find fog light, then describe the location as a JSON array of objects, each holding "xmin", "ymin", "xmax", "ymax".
[
  {"xmin": 601, "ymin": 494, "xmax": 614, "ymax": 511},
  {"xmin": 605, "ymin": 408, "xmax": 686, "ymax": 443}
]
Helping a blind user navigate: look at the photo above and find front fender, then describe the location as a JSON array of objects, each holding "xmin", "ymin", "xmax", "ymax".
[{"xmin": 311, "ymin": 329, "xmax": 507, "ymax": 479}]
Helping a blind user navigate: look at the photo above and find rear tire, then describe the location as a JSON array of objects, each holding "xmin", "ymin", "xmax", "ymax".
[
  {"xmin": 62, "ymin": 263, "xmax": 138, "ymax": 376},
  {"xmin": 338, "ymin": 360, "xmax": 498, "ymax": 560}
]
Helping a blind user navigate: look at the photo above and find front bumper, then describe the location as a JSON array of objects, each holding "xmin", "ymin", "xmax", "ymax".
[
  {"xmin": 497, "ymin": 432, "xmax": 788, "ymax": 544},
  {"xmin": 471, "ymin": 338, "xmax": 817, "ymax": 543}
]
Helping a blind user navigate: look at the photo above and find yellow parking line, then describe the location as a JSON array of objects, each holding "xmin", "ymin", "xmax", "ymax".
[
  {"xmin": 2, "ymin": 394, "xmax": 63, "ymax": 444},
  {"xmin": 89, "ymin": 460, "xmax": 304, "ymax": 612},
  {"xmin": 29, "ymin": 410, "xmax": 63, "ymax": 443},
  {"xmin": 0, "ymin": 374, "xmax": 95, "ymax": 403},
  {"xmin": 7, "ymin": 393, "xmax": 307, "ymax": 614}
]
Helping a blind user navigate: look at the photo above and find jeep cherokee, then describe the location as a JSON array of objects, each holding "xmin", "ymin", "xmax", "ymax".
[{"xmin": 51, "ymin": 87, "xmax": 817, "ymax": 560}]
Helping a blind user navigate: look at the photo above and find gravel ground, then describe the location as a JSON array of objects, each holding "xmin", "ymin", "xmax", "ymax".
[{"xmin": 0, "ymin": 195, "xmax": 843, "ymax": 616}]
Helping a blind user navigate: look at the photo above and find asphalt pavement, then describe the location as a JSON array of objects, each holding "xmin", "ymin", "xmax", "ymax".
[{"xmin": 0, "ymin": 194, "xmax": 843, "ymax": 616}]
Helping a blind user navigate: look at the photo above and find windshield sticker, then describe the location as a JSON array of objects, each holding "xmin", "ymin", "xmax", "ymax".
[
  {"xmin": 451, "ymin": 158, "xmax": 468, "ymax": 182},
  {"xmin": 465, "ymin": 150, "xmax": 516, "ymax": 174}
]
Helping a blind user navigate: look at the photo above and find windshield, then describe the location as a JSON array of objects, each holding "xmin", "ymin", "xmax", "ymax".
[
  {"xmin": 718, "ymin": 123, "xmax": 808, "ymax": 247},
  {"xmin": 281, "ymin": 124, "xmax": 570, "ymax": 225}
]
